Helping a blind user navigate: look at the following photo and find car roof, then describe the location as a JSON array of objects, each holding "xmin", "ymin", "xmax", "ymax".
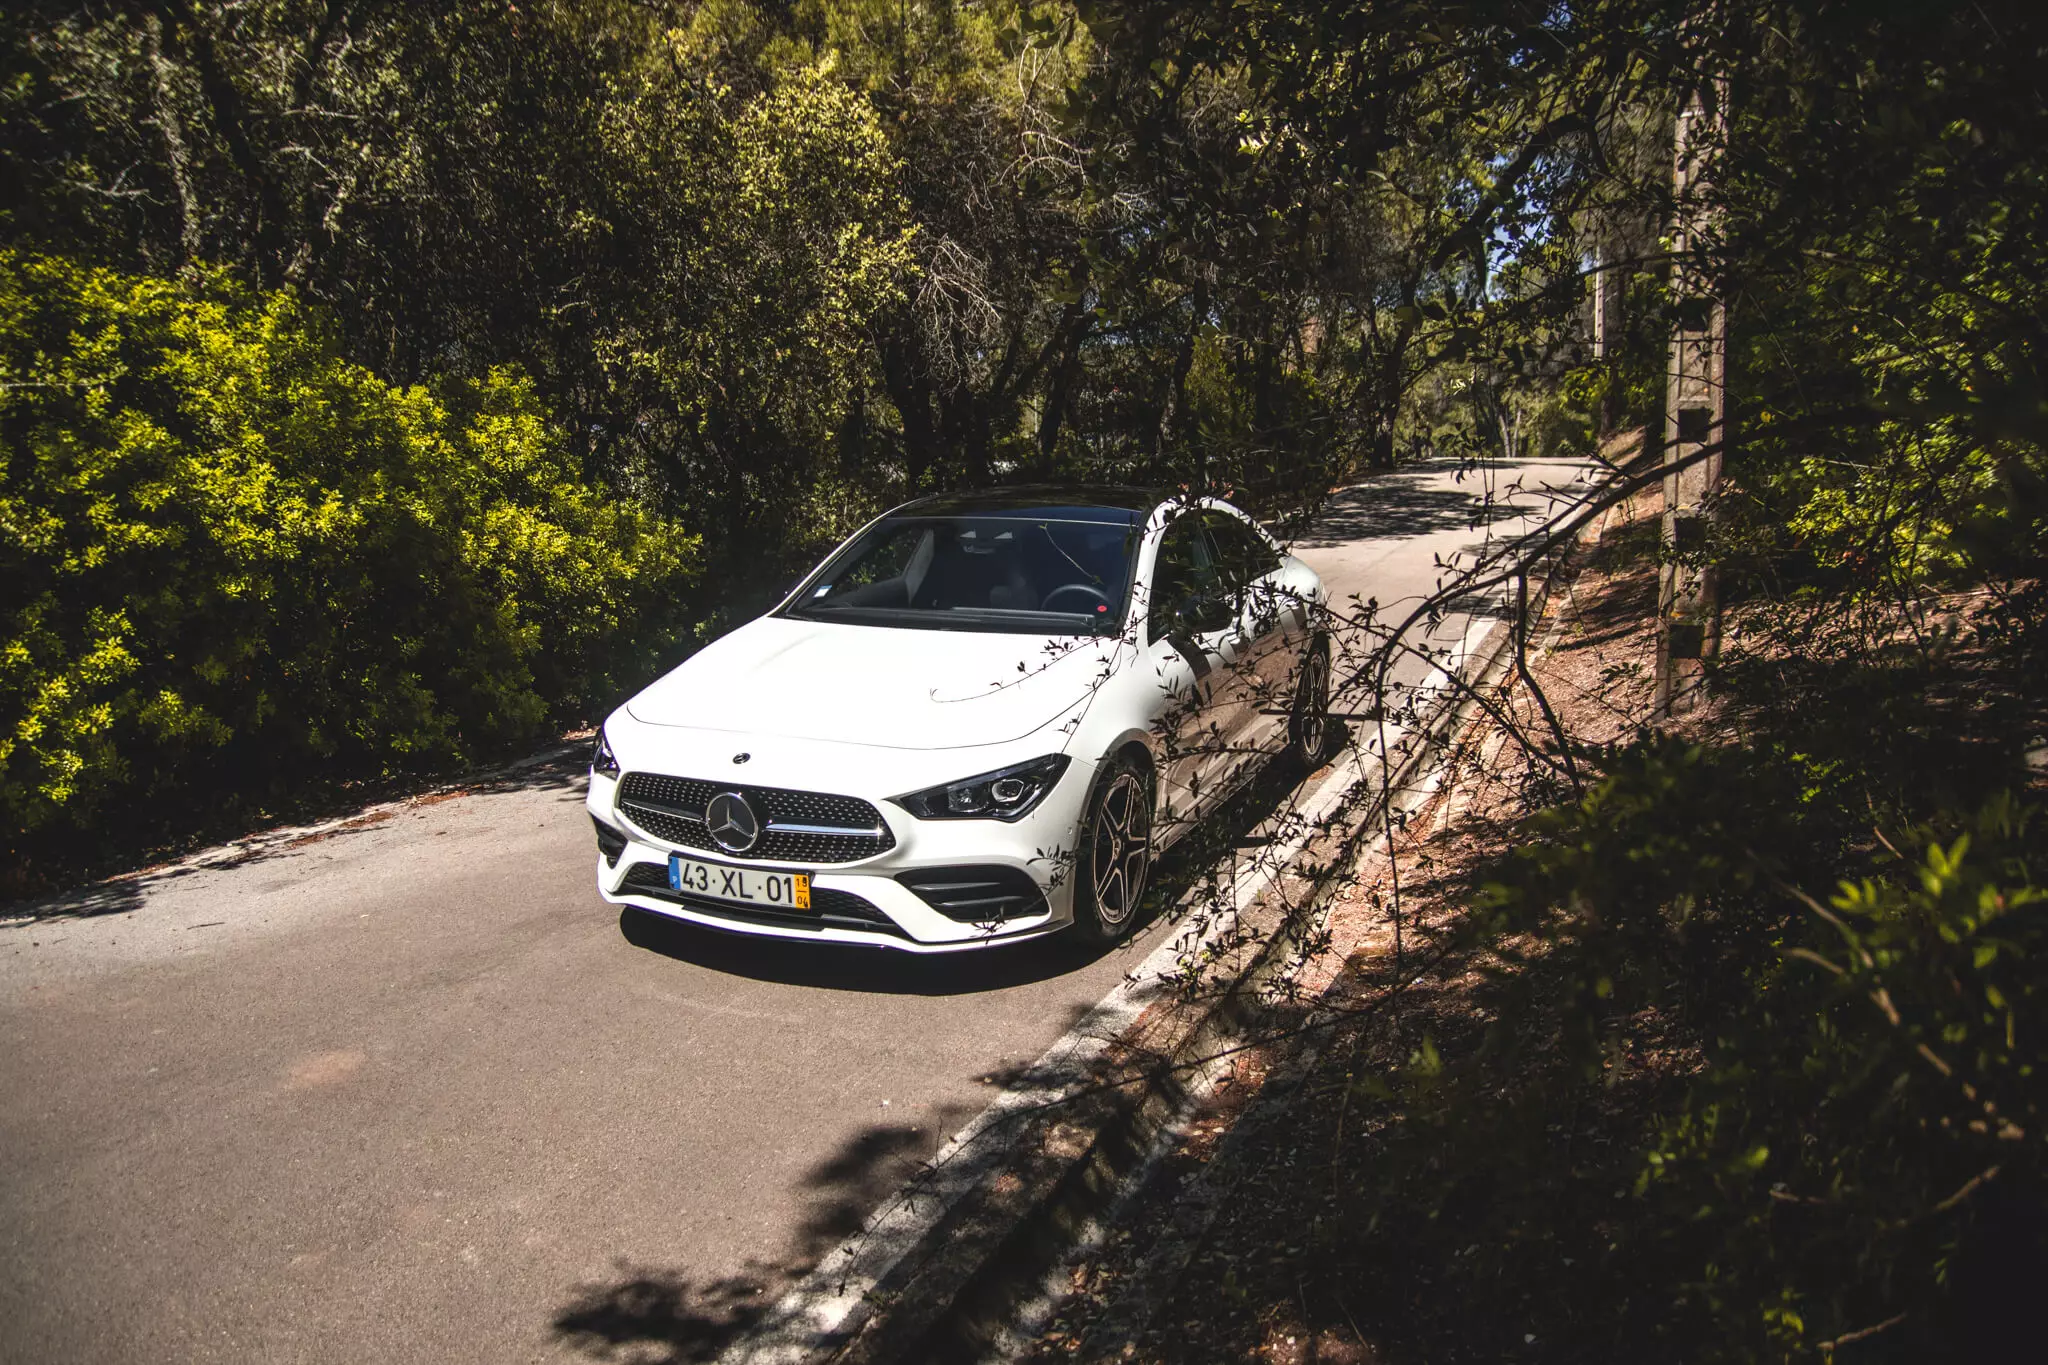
[{"xmin": 893, "ymin": 484, "xmax": 1160, "ymax": 523}]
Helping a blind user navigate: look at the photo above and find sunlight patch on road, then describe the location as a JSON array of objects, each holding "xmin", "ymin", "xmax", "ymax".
[{"xmin": 282, "ymin": 1048, "xmax": 366, "ymax": 1091}]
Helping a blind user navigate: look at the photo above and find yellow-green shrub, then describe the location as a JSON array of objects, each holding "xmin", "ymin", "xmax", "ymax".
[{"xmin": 1, "ymin": 251, "xmax": 698, "ymax": 855}]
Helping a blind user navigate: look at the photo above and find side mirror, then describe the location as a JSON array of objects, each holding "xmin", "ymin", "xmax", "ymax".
[{"xmin": 1174, "ymin": 591, "xmax": 1234, "ymax": 637}]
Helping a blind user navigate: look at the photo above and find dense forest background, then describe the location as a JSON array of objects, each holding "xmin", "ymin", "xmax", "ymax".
[
  {"xmin": 2, "ymin": 0, "xmax": 1628, "ymax": 870},
  {"xmin": 5, "ymin": 2, "xmax": 2047, "ymax": 1356}
]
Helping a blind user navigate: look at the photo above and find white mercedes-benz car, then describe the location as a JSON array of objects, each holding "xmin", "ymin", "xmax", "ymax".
[{"xmin": 589, "ymin": 487, "xmax": 1329, "ymax": 951}]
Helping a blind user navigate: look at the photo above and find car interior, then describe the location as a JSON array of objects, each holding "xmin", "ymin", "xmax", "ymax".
[{"xmin": 803, "ymin": 517, "xmax": 1136, "ymax": 618}]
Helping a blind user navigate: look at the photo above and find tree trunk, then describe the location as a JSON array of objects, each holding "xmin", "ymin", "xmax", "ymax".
[
  {"xmin": 155, "ymin": 0, "xmax": 293, "ymax": 285},
  {"xmin": 143, "ymin": 15, "xmax": 203, "ymax": 273},
  {"xmin": 1034, "ymin": 311, "xmax": 1090, "ymax": 478},
  {"xmin": 1153, "ymin": 281, "xmax": 1207, "ymax": 464},
  {"xmin": 879, "ymin": 331, "xmax": 941, "ymax": 490}
]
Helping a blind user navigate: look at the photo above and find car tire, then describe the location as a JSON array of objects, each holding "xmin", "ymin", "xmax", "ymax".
[
  {"xmin": 1071, "ymin": 752, "xmax": 1154, "ymax": 945},
  {"xmin": 1287, "ymin": 637, "xmax": 1333, "ymax": 768}
]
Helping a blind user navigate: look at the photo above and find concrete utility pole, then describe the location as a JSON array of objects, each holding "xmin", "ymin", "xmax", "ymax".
[
  {"xmin": 1589, "ymin": 249, "xmax": 1613, "ymax": 440},
  {"xmin": 1656, "ymin": 71, "xmax": 1728, "ymax": 716},
  {"xmin": 1590, "ymin": 252, "xmax": 1610, "ymax": 361}
]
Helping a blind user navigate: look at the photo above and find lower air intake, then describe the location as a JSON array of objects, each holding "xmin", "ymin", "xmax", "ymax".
[{"xmin": 895, "ymin": 865, "xmax": 1049, "ymax": 923}]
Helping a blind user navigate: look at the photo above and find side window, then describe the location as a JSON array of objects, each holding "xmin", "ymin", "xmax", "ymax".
[
  {"xmin": 1148, "ymin": 515, "xmax": 1219, "ymax": 642},
  {"xmin": 1202, "ymin": 511, "xmax": 1281, "ymax": 594}
]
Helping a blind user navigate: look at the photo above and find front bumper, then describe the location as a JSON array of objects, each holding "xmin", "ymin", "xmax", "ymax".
[{"xmin": 587, "ymin": 758, "xmax": 1092, "ymax": 952}]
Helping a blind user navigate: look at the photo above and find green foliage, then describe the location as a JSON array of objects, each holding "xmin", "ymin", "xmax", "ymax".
[
  {"xmin": 1481, "ymin": 740, "xmax": 1819, "ymax": 1032},
  {"xmin": 1718, "ymin": 0, "xmax": 2048, "ymax": 603},
  {"xmin": 0, "ymin": 251, "xmax": 698, "ymax": 856},
  {"xmin": 0, "ymin": 2, "xmax": 917, "ymax": 582},
  {"xmin": 585, "ymin": 53, "xmax": 916, "ymax": 541},
  {"xmin": 1407, "ymin": 25, "xmax": 2048, "ymax": 1347},
  {"xmin": 2, "ymin": 0, "xmax": 1616, "ymax": 562},
  {"xmin": 1176, "ymin": 328, "xmax": 1352, "ymax": 510},
  {"xmin": 1401, "ymin": 358, "xmax": 1587, "ymax": 468},
  {"xmin": 1434, "ymin": 726, "xmax": 2046, "ymax": 1359},
  {"xmin": 1633, "ymin": 796, "xmax": 2046, "ymax": 1357}
]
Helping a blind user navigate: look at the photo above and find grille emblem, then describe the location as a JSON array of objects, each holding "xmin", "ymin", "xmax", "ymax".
[{"xmin": 705, "ymin": 791, "xmax": 762, "ymax": 854}]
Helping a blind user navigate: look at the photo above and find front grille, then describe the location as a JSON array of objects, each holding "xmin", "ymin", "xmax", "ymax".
[
  {"xmin": 896, "ymin": 865, "xmax": 1049, "ymax": 923},
  {"xmin": 615, "ymin": 772, "xmax": 895, "ymax": 864},
  {"xmin": 618, "ymin": 861, "xmax": 908, "ymax": 939}
]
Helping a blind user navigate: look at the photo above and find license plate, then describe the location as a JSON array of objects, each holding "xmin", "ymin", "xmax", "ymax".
[{"xmin": 668, "ymin": 854, "xmax": 811, "ymax": 911}]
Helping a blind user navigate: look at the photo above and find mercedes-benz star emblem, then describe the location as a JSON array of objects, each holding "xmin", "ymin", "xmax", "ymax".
[{"xmin": 705, "ymin": 791, "xmax": 761, "ymax": 854}]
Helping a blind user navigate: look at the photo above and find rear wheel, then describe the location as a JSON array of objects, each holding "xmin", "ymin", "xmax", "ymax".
[
  {"xmin": 1072, "ymin": 754, "xmax": 1154, "ymax": 944},
  {"xmin": 1288, "ymin": 638, "xmax": 1333, "ymax": 767}
]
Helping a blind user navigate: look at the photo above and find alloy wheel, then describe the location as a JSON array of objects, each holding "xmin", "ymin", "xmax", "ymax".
[
  {"xmin": 1088, "ymin": 770, "xmax": 1151, "ymax": 929},
  {"xmin": 1295, "ymin": 647, "xmax": 1331, "ymax": 760}
]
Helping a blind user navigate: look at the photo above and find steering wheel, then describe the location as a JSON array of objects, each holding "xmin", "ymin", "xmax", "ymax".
[{"xmin": 1042, "ymin": 583, "xmax": 1113, "ymax": 616}]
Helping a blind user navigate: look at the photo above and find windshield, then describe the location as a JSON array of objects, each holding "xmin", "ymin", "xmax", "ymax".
[{"xmin": 783, "ymin": 514, "xmax": 1142, "ymax": 634}]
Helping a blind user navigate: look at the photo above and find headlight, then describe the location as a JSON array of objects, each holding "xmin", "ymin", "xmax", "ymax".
[
  {"xmin": 893, "ymin": 754, "xmax": 1070, "ymax": 821},
  {"xmin": 591, "ymin": 727, "xmax": 620, "ymax": 777}
]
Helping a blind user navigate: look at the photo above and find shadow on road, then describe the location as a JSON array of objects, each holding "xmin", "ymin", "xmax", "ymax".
[
  {"xmin": 4, "ymin": 747, "xmax": 590, "ymax": 923},
  {"xmin": 554, "ymin": 1265, "xmax": 766, "ymax": 1363},
  {"xmin": 617, "ymin": 906, "xmax": 1114, "ymax": 994},
  {"xmin": 1290, "ymin": 465, "xmax": 1535, "ymax": 549},
  {"xmin": 6, "ymin": 878, "xmax": 148, "ymax": 922},
  {"xmin": 554, "ymin": 1100, "xmax": 984, "ymax": 1363}
]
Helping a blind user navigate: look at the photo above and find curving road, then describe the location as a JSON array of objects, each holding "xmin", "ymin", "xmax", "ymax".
[{"xmin": 0, "ymin": 454, "xmax": 1591, "ymax": 1364}]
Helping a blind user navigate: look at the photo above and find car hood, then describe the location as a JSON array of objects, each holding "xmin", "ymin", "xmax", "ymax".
[{"xmin": 625, "ymin": 616, "xmax": 1127, "ymax": 751}]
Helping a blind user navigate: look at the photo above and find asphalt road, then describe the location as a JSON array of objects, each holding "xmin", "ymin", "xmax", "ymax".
[{"xmin": 1, "ymin": 454, "xmax": 1592, "ymax": 1364}]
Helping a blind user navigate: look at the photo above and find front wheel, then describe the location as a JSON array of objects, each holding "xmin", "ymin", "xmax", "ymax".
[{"xmin": 1071, "ymin": 754, "xmax": 1154, "ymax": 945}]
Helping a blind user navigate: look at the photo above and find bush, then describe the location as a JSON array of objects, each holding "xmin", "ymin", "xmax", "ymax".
[
  {"xmin": 0, "ymin": 251, "xmax": 699, "ymax": 864},
  {"xmin": 1638, "ymin": 795, "xmax": 2048, "ymax": 1359},
  {"xmin": 1467, "ymin": 733, "xmax": 2046, "ymax": 1359}
]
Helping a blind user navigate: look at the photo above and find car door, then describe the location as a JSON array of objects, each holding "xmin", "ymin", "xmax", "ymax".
[
  {"xmin": 1143, "ymin": 512, "xmax": 1251, "ymax": 842},
  {"xmin": 1202, "ymin": 510, "xmax": 1296, "ymax": 755}
]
